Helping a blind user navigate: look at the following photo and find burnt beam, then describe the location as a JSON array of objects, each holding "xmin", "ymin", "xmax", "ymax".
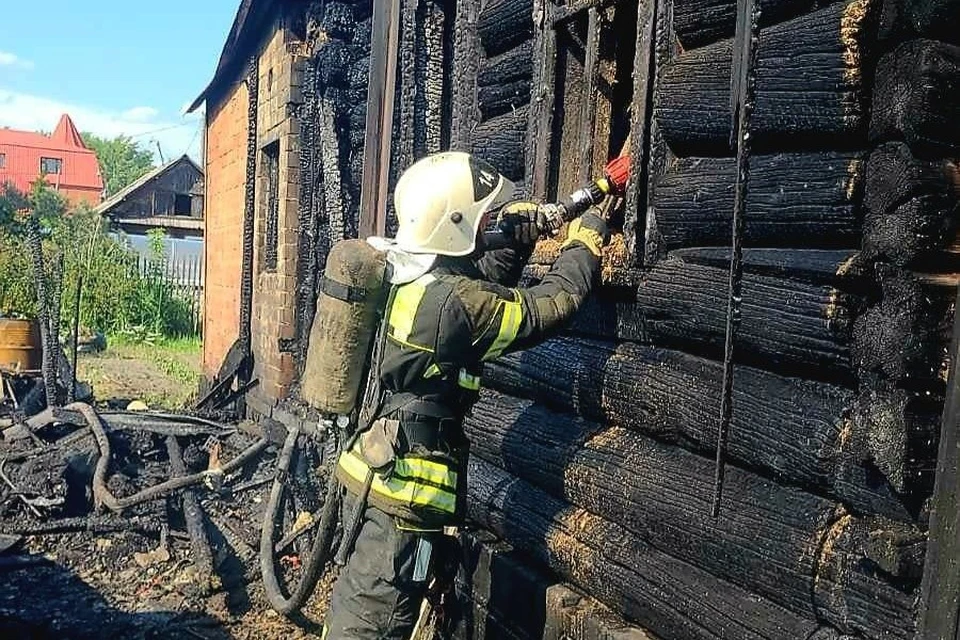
[
  {"xmin": 656, "ymin": 0, "xmax": 878, "ymax": 154},
  {"xmin": 651, "ymin": 152, "xmax": 864, "ymax": 252},
  {"xmin": 471, "ymin": 106, "xmax": 529, "ymax": 181},
  {"xmin": 477, "ymin": 0, "xmax": 534, "ymax": 57},
  {"xmin": 468, "ymin": 457, "xmax": 844, "ymax": 640},
  {"xmin": 484, "ymin": 338, "xmax": 932, "ymax": 517},
  {"xmin": 870, "ymin": 39, "xmax": 960, "ymax": 156},
  {"xmin": 464, "ymin": 397, "xmax": 920, "ymax": 639},
  {"xmin": 862, "ymin": 141, "xmax": 960, "ymax": 266}
]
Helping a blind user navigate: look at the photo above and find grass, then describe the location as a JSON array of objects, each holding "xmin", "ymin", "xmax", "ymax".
[{"xmin": 77, "ymin": 334, "xmax": 202, "ymax": 410}]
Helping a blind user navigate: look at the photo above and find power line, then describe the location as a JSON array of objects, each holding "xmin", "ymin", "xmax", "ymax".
[{"xmin": 126, "ymin": 122, "xmax": 194, "ymax": 139}]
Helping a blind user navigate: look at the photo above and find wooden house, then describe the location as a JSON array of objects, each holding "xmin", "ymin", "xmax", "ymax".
[
  {"xmin": 95, "ymin": 155, "xmax": 204, "ymax": 240},
  {"xmin": 190, "ymin": 0, "xmax": 960, "ymax": 637}
]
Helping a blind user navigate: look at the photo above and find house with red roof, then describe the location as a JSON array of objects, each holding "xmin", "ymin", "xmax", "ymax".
[{"xmin": 0, "ymin": 114, "xmax": 104, "ymax": 207}]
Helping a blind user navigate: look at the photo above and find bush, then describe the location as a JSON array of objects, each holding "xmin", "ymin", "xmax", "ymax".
[{"xmin": 0, "ymin": 183, "xmax": 200, "ymax": 338}]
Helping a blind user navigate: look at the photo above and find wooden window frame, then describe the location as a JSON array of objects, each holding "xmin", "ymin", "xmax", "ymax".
[
  {"xmin": 260, "ymin": 140, "xmax": 281, "ymax": 272},
  {"xmin": 40, "ymin": 156, "xmax": 63, "ymax": 175},
  {"xmin": 527, "ymin": 0, "xmax": 661, "ymax": 269}
]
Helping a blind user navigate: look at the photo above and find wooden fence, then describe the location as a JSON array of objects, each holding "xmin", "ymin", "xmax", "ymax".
[{"xmin": 135, "ymin": 253, "xmax": 204, "ymax": 337}]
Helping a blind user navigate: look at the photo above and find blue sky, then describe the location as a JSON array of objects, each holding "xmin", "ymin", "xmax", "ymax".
[{"xmin": 0, "ymin": 0, "xmax": 239, "ymax": 162}]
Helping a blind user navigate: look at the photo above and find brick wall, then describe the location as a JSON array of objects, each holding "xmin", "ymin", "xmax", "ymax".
[
  {"xmin": 202, "ymin": 79, "xmax": 249, "ymax": 378},
  {"xmin": 249, "ymin": 27, "xmax": 307, "ymax": 402}
]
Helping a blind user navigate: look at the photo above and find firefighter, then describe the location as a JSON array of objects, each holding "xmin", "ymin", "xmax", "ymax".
[{"xmin": 322, "ymin": 151, "xmax": 609, "ymax": 639}]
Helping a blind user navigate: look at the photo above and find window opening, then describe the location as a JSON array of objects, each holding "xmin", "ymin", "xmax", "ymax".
[
  {"xmin": 174, "ymin": 194, "xmax": 192, "ymax": 215},
  {"xmin": 40, "ymin": 157, "xmax": 62, "ymax": 175},
  {"xmin": 0, "ymin": 153, "xmax": 6, "ymax": 169},
  {"xmin": 260, "ymin": 141, "xmax": 281, "ymax": 272}
]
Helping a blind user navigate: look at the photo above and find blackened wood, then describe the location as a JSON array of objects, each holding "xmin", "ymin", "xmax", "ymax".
[
  {"xmin": 477, "ymin": 0, "xmax": 534, "ymax": 57},
  {"xmin": 450, "ymin": 0, "xmax": 482, "ymax": 149},
  {"xmin": 862, "ymin": 142, "xmax": 959, "ymax": 266},
  {"xmin": 485, "ymin": 338, "xmax": 922, "ymax": 519},
  {"xmin": 917, "ymin": 286, "xmax": 960, "ymax": 638},
  {"xmin": 418, "ymin": 0, "xmax": 447, "ymax": 156},
  {"xmin": 641, "ymin": 0, "xmax": 677, "ymax": 264},
  {"xmin": 240, "ymin": 57, "xmax": 258, "ymax": 358},
  {"xmin": 477, "ymin": 79, "xmax": 532, "ymax": 119},
  {"xmin": 634, "ymin": 255, "xmax": 860, "ymax": 377},
  {"xmin": 526, "ymin": 0, "xmax": 556, "ymax": 196},
  {"xmin": 577, "ymin": 8, "xmax": 601, "ymax": 186},
  {"xmin": 472, "ymin": 106, "xmax": 529, "ymax": 181},
  {"xmin": 870, "ymin": 39, "xmax": 960, "ymax": 156},
  {"xmin": 669, "ymin": 248, "xmax": 865, "ymax": 286},
  {"xmin": 655, "ymin": 0, "xmax": 877, "ymax": 154},
  {"xmin": 391, "ymin": 0, "xmax": 419, "ymax": 184},
  {"xmin": 165, "ymin": 436, "xmax": 215, "ymax": 592},
  {"xmin": 673, "ymin": 0, "xmax": 814, "ymax": 48},
  {"xmin": 852, "ymin": 264, "xmax": 954, "ymax": 383},
  {"xmin": 465, "ymin": 393, "xmax": 921, "ymax": 638},
  {"xmin": 811, "ymin": 514, "xmax": 921, "ymax": 637},
  {"xmin": 623, "ymin": 0, "xmax": 658, "ymax": 263},
  {"xmin": 467, "ymin": 457, "xmax": 840, "ymax": 640},
  {"xmin": 652, "ymin": 152, "xmax": 864, "ymax": 250},
  {"xmin": 358, "ymin": 0, "xmax": 401, "ymax": 238},
  {"xmin": 477, "ymin": 40, "xmax": 533, "ymax": 87},
  {"xmin": 879, "ymin": 0, "xmax": 960, "ymax": 43}
]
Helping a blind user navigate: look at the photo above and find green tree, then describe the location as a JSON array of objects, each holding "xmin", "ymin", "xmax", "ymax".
[{"xmin": 81, "ymin": 133, "xmax": 156, "ymax": 197}]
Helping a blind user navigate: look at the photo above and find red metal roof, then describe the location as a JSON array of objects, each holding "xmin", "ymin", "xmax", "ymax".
[{"xmin": 0, "ymin": 114, "xmax": 104, "ymax": 201}]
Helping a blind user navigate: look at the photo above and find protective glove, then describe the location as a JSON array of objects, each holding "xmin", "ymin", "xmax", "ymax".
[
  {"xmin": 496, "ymin": 200, "xmax": 546, "ymax": 246},
  {"xmin": 562, "ymin": 208, "xmax": 609, "ymax": 257}
]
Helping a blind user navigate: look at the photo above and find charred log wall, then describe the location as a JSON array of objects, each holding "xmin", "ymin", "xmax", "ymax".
[
  {"xmin": 452, "ymin": 0, "xmax": 533, "ymax": 185},
  {"xmin": 442, "ymin": 0, "xmax": 960, "ymax": 637},
  {"xmin": 255, "ymin": 0, "xmax": 960, "ymax": 635}
]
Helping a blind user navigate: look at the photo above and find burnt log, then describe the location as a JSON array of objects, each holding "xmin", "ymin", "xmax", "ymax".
[
  {"xmin": 477, "ymin": 40, "xmax": 533, "ymax": 87},
  {"xmin": 879, "ymin": 0, "xmax": 960, "ymax": 42},
  {"xmin": 477, "ymin": 0, "xmax": 533, "ymax": 57},
  {"xmin": 451, "ymin": 0, "xmax": 482, "ymax": 149},
  {"xmin": 853, "ymin": 264, "xmax": 954, "ymax": 383},
  {"xmin": 468, "ymin": 458, "xmax": 843, "ymax": 640},
  {"xmin": 478, "ymin": 80, "xmax": 532, "ymax": 119},
  {"xmin": 656, "ymin": 0, "xmax": 877, "ymax": 153},
  {"xmin": 668, "ymin": 248, "xmax": 867, "ymax": 286},
  {"xmin": 634, "ymin": 255, "xmax": 860, "ymax": 378},
  {"xmin": 165, "ymin": 436, "xmax": 216, "ymax": 593},
  {"xmin": 673, "ymin": 0, "xmax": 814, "ymax": 49},
  {"xmin": 471, "ymin": 106, "xmax": 529, "ymax": 180},
  {"xmin": 870, "ymin": 39, "xmax": 960, "ymax": 156},
  {"xmin": 468, "ymin": 446, "xmax": 916, "ymax": 639},
  {"xmin": 651, "ymin": 152, "xmax": 864, "ymax": 252},
  {"xmin": 862, "ymin": 142, "xmax": 960, "ymax": 265},
  {"xmin": 485, "ymin": 338, "xmax": 930, "ymax": 517}
]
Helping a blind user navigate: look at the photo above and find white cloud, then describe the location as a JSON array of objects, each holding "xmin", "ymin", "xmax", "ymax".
[
  {"xmin": 0, "ymin": 51, "xmax": 34, "ymax": 70},
  {"xmin": 121, "ymin": 106, "xmax": 159, "ymax": 122},
  {"xmin": 0, "ymin": 88, "xmax": 202, "ymax": 162}
]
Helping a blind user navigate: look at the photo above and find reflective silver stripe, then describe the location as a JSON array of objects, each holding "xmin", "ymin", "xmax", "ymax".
[{"xmin": 412, "ymin": 536, "xmax": 433, "ymax": 582}]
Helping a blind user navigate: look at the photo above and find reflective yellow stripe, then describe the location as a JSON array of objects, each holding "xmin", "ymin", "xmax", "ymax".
[
  {"xmin": 389, "ymin": 274, "xmax": 435, "ymax": 342},
  {"xmin": 395, "ymin": 456, "xmax": 458, "ymax": 488},
  {"xmin": 389, "ymin": 333, "xmax": 435, "ymax": 353},
  {"xmin": 339, "ymin": 450, "xmax": 457, "ymax": 513},
  {"xmin": 424, "ymin": 363, "xmax": 442, "ymax": 378},
  {"xmin": 458, "ymin": 368, "xmax": 481, "ymax": 390},
  {"xmin": 482, "ymin": 295, "xmax": 522, "ymax": 361}
]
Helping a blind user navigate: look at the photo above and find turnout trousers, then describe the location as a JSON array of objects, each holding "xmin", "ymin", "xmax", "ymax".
[{"xmin": 323, "ymin": 493, "xmax": 440, "ymax": 639}]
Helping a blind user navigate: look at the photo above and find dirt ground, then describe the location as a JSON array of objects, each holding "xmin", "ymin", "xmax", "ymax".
[
  {"xmin": 75, "ymin": 338, "xmax": 203, "ymax": 410},
  {"xmin": 0, "ymin": 340, "xmax": 338, "ymax": 639}
]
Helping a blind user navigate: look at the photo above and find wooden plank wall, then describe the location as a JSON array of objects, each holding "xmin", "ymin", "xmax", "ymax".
[{"xmin": 451, "ymin": 0, "xmax": 960, "ymax": 638}]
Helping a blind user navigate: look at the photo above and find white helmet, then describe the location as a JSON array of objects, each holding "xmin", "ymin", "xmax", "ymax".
[{"xmin": 393, "ymin": 152, "xmax": 515, "ymax": 256}]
